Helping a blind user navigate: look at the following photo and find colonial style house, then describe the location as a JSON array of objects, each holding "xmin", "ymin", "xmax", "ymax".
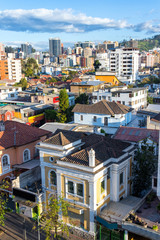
[
  {"xmin": 38, "ymin": 129, "xmax": 135, "ymax": 238},
  {"xmin": 72, "ymin": 100, "xmax": 132, "ymax": 128},
  {"xmin": 0, "ymin": 120, "xmax": 50, "ymax": 182}
]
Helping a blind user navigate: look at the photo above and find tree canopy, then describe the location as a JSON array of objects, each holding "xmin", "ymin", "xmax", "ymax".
[
  {"xmin": 40, "ymin": 196, "xmax": 69, "ymax": 240},
  {"xmin": 57, "ymin": 89, "xmax": 69, "ymax": 123},
  {"xmin": 93, "ymin": 60, "xmax": 101, "ymax": 72},
  {"xmin": 22, "ymin": 58, "xmax": 39, "ymax": 77},
  {"xmin": 133, "ymin": 140, "xmax": 157, "ymax": 197},
  {"xmin": 75, "ymin": 93, "xmax": 89, "ymax": 104}
]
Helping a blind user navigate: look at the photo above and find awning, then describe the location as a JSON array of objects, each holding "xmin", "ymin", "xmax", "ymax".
[{"xmin": 13, "ymin": 159, "xmax": 40, "ymax": 170}]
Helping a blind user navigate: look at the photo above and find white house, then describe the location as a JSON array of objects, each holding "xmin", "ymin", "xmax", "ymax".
[
  {"xmin": 72, "ymin": 100, "xmax": 132, "ymax": 128},
  {"xmin": 92, "ymin": 87, "xmax": 147, "ymax": 111},
  {"xmin": 0, "ymin": 86, "xmax": 22, "ymax": 100}
]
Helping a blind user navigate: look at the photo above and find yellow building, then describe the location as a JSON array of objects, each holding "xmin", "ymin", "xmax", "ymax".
[
  {"xmin": 95, "ymin": 71, "xmax": 120, "ymax": 86},
  {"xmin": 38, "ymin": 130, "xmax": 134, "ymax": 238}
]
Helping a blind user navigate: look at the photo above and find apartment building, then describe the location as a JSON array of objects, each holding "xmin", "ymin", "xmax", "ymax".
[
  {"xmin": 0, "ymin": 59, "xmax": 9, "ymax": 80},
  {"xmin": 108, "ymin": 48, "xmax": 139, "ymax": 83},
  {"xmin": 8, "ymin": 58, "xmax": 22, "ymax": 82},
  {"xmin": 92, "ymin": 87, "xmax": 147, "ymax": 110},
  {"xmin": 38, "ymin": 129, "xmax": 134, "ymax": 237}
]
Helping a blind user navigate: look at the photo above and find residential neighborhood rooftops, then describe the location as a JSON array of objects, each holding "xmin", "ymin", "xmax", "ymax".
[
  {"xmin": 72, "ymin": 100, "xmax": 132, "ymax": 115},
  {"xmin": 113, "ymin": 126, "xmax": 159, "ymax": 143},
  {"xmin": 0, "ymin": 121, "xmax": 51, "ymax": 150}
]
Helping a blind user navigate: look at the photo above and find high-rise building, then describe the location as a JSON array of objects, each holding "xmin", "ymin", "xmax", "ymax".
[
  {"xmin": 49, "ymin": 38, "xmax": 61, "ymax": 57},
  {"xmin": 108, "ymin": 47, "xmax": 139, "ymax": 82},
  {"xmin": 21, "ymin": 43, "xmax": 32, "ymax": 58}
]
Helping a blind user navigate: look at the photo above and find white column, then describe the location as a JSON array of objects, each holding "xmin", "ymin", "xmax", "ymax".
[
  {"xmin": 56, "ymin": 172, "xmax": 61, "ymax": 197},
  {"xmin": 124, "ymin": 230, "xmax": 128, "ymax": 240},
  {"xmin": 111, "ymin": 166, "xmax": 119, "ymax": 202},
  {"xmin": 89, "ymin": 181, "xmax": 95, "ymax": 235},
  {"xmin": 157, "ymin": 131, "xmax": 160, "ymax": 198}
]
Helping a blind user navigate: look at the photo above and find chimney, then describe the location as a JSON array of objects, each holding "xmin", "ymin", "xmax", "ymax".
[
  {"xmin": 157, "ymin": 131, "xmax": 160, "ymax": 199},
  {"xmin": 89, "ymin": 148, "xmax": 95, "ymax": 167},
  {"xmin": 0, "ymin": 121, "xmax": 5, "ymax": 132}
]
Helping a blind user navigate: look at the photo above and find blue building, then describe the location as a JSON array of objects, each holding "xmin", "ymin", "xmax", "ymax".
[{"xmin": 72, "ymin": 100, "xmax": 132, "ymax": 128}]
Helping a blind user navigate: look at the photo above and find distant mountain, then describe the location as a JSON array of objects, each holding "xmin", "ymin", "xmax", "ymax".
[{"xmin": 120, "ymin": 35, "xmax": 160, "ymax": 51}]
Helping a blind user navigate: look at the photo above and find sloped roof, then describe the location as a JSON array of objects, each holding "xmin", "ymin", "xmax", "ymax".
[
  {"xmin": 61, "ymin": 134, "xmax": 131, "ymax": 166},
  {"xmin": 151, "ymin": 113, "xmax": 160, "ymax": 123},
  {"xmin": 44, "ymin": 129, "xmax": 131, "ymax": 166},
  {"xmin": 44, "ymin": 129, "xmax": 82, "ymax": 146},
  {"xmin": 72, "ymin": 100, "xmax": 132, "ymax": 115},
  {"xmin": 113, "ymin": 126, "xmax": 159, "ymax": 143},
  {"xmin": 0, "ymin": 121, "xmax": 51, "ymax": 150}
]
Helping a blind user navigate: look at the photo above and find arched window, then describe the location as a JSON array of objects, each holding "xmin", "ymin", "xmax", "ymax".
[
  {"xmin": 2, "ymin": 154, "xmax": 10, "ymax": 173},
  {"xmin": 50, "ymin": 170, "xmax": 57, "ymax": 186},
  {"xmin": 23, "ymin": 149, "xmax": 30, "ymax": 162}
]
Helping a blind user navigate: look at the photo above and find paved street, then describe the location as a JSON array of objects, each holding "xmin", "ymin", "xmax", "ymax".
[{"xmin": 0, "ymin": 212, "xmax": 46, "ymax": 240}]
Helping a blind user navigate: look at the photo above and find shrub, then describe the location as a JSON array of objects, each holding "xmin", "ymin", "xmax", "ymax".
[{"xmin": 153, "ymin": 225, "xmax": 158, "ymax": 231}]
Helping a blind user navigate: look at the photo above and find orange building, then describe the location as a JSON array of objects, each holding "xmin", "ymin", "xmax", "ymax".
[
  {"xmin": 0, "ymin": 121, "xmax": 51, "ymax": 183},
  {"xmin": 95, "ymin": 71, "xmax": 120, "ymax": 86},
  {"xmin": 0, "ymin": 59, "xmax": 9, "ymax": 80}
]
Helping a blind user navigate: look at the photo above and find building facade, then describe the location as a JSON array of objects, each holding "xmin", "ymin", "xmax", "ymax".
[
  {"xmin": 38, "ymin": 129, "xmax": 134, "ymax": 237},
  {"xmin": 49, "ymin": 38, "xmax": 61, "ymax": 57},
  {"xmin": 72, "ymin": 100, "xmax": 132, "ymax": 127}
]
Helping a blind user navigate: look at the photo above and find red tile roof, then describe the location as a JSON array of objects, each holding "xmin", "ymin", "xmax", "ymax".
[
  {"xmin": 0, "ymin": 121, "xmax": 51, "ymax": 149},
  {"xmin": 113, "ymin": 126, "xmax": 159, "ymax": 143}
]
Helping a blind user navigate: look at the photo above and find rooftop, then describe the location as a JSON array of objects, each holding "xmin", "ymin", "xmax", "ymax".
[
  {"xmin": 72, "ymin": 100, "xmax": 132, "ymax": 115},
  {"xmin": 0, "ymin": 121, "xmax": 51, "ymax": 149},
  {"xmin": 113, "ymin": 126, "xmax": 159, "ymax": 144}
]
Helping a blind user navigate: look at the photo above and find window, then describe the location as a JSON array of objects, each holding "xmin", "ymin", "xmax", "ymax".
[
  {"xmin": 2, "ymin": 155, "xmax": 10, "ymax": 172},
  {"xmin": 93, "ymin": 116, "xmax": 97, "ymax": 122},
  {"xmin": 107, "ymin": 168, "xmax": 111, "ymax": 179},
  {"xmin": 2, "ymin": 155, "xmax": 9, "ymax": 167},
  {"xmin": 80, "ymin": 115, "xmax": 83, "ymax": 121},
  {"xmin": 154, "ymin": 178, "xmax": 157, "ymax": 188},
  {"xmin": 77, "ymin": 183, "xmax": 83, "ymax": 197},
  {"xmin": 122, "ymin": 101, "xmax": 125, "ymax": 105},
  {"xmin": 101, "ymin": 179, "xmax": 105, "ymax": 194},
  {"xmin": 99, "ymin": 96, "xmax": 101, "ymax": 100},
  {"xmin": 68, "ymin": 181, "xmax": 74, "ymax": 194},
  {"xmin": 23, "ymin": 149, "xmax": 30, "ymax": 162},
  {"xmin": 120, "ymin": 172, "xmax": 124, "ymax": 185},
  {"xmin": 49, "ymin": 157, "xmax": 54, "ymax": 162},
  {"xmin": 67, "ymin": 180, "xmax": 84, "ymax": 197},
  {"xmin": 50, "ymin": 171, "xmax": 57, "ymax": 186}
]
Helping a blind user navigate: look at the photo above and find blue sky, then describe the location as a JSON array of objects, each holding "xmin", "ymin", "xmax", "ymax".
[{"xmin": 1, "ymin": 0, "xmax": 160, "ymax": 49}]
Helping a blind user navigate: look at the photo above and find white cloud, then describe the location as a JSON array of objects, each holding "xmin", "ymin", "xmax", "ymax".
[{"xmin": 0, "ymin": 8, "xmax": 159, "ymax": 34}]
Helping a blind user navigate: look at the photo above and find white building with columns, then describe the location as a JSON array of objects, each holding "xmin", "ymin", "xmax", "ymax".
[{"xmin": 37, "ymin": 129, "xmax": 135, "ymax": 238}]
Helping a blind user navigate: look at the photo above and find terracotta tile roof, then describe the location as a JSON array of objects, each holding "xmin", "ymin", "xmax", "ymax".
[
  {"xmin": 0, "ymin": 121, "xmax": 51, "ymax": 150},
  {"xmin": 151, "ymin": 113, "xmax": 160, "ymax": 123},
  {"xmin": 45, "ymin": 129, "xmax": 131, "ymax": 166},
  {"xmin": 61, "ymin": 134, "xmax": 131, "ymax": 166},
  {"xmin": 72, "ymin": 100, "xmax": 132, "ymax": 115},
  {"xmin": 44, "ymin": 131, "xmax": 81, "ymax": 146},
  {"xmin": 113, "ymin": 126, "xmax": 159, "ymax": 143},
  {"xmin": 72, "ymin": 78, "xmax": 82, "ymax": 83}
]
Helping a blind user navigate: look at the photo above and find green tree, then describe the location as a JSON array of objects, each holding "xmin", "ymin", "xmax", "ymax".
[
  {"xmin": 147, "ymin": 94, "xmax": 154, "ymax": 104},
  {"xmin": 57, "ymin": 89, "xmax": 69, "ymax": 123},
  {"xmin": 75, "ymin": 93, "xmax": 89, "ymax": 104},
  {"xmin": 0, "ymin": 181, "xmax": 9, "ymax": 226},
  {"xmin": 133, "ymin": 140, "xmax": 157, "ymax": 197},
  {"xmin": 22, "ymin": 58, "xmax": 39, "ymax": 77},
  {"xmin": 93, "ymin": 60, "xmax": 101, "ymax": 72},
  {"xmin": 14, "ymin": 78, "xmax": 28, "ymax": 90},
  {"xmin": 45, "ymin": 109, "xmax": 57, "ymax": 121},
  {"xmin": 40, "ymin": 196, "xmax": 69, "ymax": 240}
]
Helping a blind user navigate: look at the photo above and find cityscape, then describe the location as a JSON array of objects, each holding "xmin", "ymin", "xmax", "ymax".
[{"xmin": 0, "ymin": 1, "xmax": 160, "ymax": 240}]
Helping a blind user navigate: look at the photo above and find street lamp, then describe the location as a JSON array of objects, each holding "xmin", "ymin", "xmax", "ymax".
[{"xmin": 20, "ymin": 206, "xmax": 27, "ymax": 240}]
